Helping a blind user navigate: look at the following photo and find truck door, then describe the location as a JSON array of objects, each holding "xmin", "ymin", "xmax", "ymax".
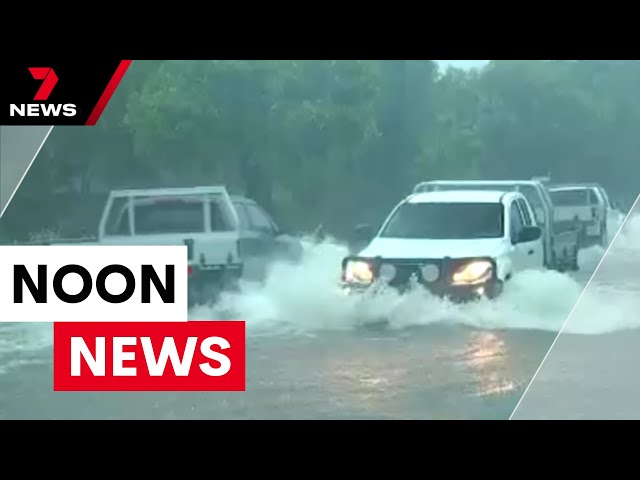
[
  {"xmin": 510, "ymin": 200, "xmax": 542, "ymax": 272},
  {"xmin": 246, "ymin": 202, "xmax": 279, "ymax": 256},
  {"xmin": 235, "ymin": 200, "xmax": 278, "ymax": 281},
  {"xmin": 587, "ymin": 188, "xmax": 606, "ymax": 239},
  {"xmin": 233, "ymin": 201, "xmax": 260, "ymax": 281},
  {"xmin": 515, "ymin": 198, "xmax": 544, "ymax": 269}
]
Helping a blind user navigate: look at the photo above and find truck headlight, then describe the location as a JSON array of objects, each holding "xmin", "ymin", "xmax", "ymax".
[
  {"xmin": 452, "ymin": 260, "xmax": 493, "ymax": 285},
  {"xmin": 343, "ymin": 260, "xmax": 375, "ymax": 285}
]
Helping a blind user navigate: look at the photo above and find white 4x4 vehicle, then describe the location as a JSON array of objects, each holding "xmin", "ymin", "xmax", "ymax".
[
  {"xmin": 341, "ymin": 190, "xmax": 544, "ymax": 301},
  {"xmin": 35, "ymin": 186, "xmax": 303, "ymax": 306},
  {"xmin": 548, "ymin": 184, "xmax": 612, "ymax": 247},
  {"xmin": 413, "ymin": 179, "xmax": 581, "ymax": 271}
]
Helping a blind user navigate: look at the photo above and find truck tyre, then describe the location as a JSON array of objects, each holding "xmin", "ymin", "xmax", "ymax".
[
  {"xmin": 188, "ymin": 283, "xmax": 205, "ymax": 309},
  {"xmin": 550, "ymin": 250, "xmax": 565, "ymax": 272},
  {"xmin": 599, "ymin": 223, "xmax": 608, "ymax": 247},
  {"xmin": 188, "ymin": 280, "xmax": 214, "ymax": 309},
  {"xmin": 188, "ymin": 271, "xmax": 240, "ymax": 309}
]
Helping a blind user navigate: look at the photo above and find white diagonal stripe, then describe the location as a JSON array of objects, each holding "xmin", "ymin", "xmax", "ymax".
[
  {"xmin": 0, "ymin": 125, "xmax": 54, "ymax": 219},
  {"xmin": 509, "ymin": 193, "xmax": 640, "ymax": 420}
]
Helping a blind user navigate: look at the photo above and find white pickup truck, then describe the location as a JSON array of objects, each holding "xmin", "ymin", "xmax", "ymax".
[
  {"xmin": 341, "ymin": 190, "xmax": 545, "ymax": 302},
  {"xmin": 410, "ymin": 179, "xmax": 581, "ymax": 271},
  {"xmin": 547, "ymin": 183, "xmax": 617, "ymax": 247},
  {"xmin": 34, "ymin": 186, "xmax": 303, "ymax": 306}
]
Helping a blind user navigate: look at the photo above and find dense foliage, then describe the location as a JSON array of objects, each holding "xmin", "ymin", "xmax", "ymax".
[{"xmin": 3, "ymin": 60, "xmax": 639, "ymax": 240}]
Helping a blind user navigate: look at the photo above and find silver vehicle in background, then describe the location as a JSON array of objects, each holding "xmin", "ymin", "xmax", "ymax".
[
  {"xmin": 547, "ymin": 183, "xmax": 619, "ymax": 247},
  {"xmin": 24, "ymin": 186, "xmax": 304, "ymax": 307}
]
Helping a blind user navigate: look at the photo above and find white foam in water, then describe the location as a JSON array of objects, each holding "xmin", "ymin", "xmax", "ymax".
[
  {"xmin": 561, "ymin": 211, "xmax": 640, "ymax": 334},
  {"xmin": 191, "ymin": 239, "xmax": 364, "ymax": 334},
  {"xmin": 562, "ymin": 284, "xmax": 640, "ymax": 334},
  {"xmin": 194, "ymin": 210, "xmax": 639, "ymax": 336},
  {"xmin": 612, "ymin": 210, "xmax": 639, "ymax": 252},
  {"xmin": 191, "ymin": 240, "xmax": 586, "ymax": 336},
  {"xmin": 1, "ymin": 211, "xmax": 637, "ymax": 369},
  {"xmin": 0, "ymin": 322, "xmax": 53, "ymax": 373}
]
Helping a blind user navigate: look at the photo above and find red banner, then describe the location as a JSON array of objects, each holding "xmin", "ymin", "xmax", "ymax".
[{"xmin": 53, "ymin": 321, "xmax": 245, "ymax": 391}]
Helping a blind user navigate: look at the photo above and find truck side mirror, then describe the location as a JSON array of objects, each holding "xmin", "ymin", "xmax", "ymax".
[{"xmin": 517, "ymin": 226, "xmax": 542, "ymax": 243}]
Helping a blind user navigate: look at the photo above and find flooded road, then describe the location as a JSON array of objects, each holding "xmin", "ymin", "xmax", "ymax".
[{"xmin": 1, "ymin": 215, "xmax": 638, "ymax": 420}]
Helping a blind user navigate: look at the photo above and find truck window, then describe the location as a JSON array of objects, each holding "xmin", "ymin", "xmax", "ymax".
[
  {"xmin": 231, "ymin": 201, "xmax": 251, "ymax": 229},
  {"xmin": 508, "ymin": 185, "xmax": 547, "ymax": 226},
  {"xmin": 514, "ymin": 186, "xmax": 544, "ymax": 215},
  {"xmin": 134, "ymin": 199, "xmax": 205, "ymax": 234},
  {"xmin": 209, "ymin": 198, "xmax": 236, "ymax": 231},
  {"xmin": 588, "ymin": 189, "xmax": 601, "ymax": 206},
  {"xmin": 428, "ymin": 183, "xmax": 546, "ymax": 225},
  {"xmin": 538, "ymin": 187, "xmax": 554, "ymax": 211},
  {"xmin": 380, "ymin": 202, "xmax": 504, "ymax": 239},
  {"xmin": 516, "ymin": 198, "xmax": 533, "ymax": 225},
  {"xmin": 103, "ymin": 197, "xmax": 131, "ymax": 236},
  {"xmin": 246, "ymin": 203, "xmax": 276, "ymax": 233},
  {"xmin": 550, "ymin": 189, "xmax": 588, "ymax": 206},
  {"xmin": 510, "ymin": 201, "xmax": 525, "ymax": 238}
]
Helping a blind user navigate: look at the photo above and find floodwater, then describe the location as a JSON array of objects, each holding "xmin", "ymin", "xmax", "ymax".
[{"xmin": 1, "ymin": 213, "xmax": 637, "ymax": 420}]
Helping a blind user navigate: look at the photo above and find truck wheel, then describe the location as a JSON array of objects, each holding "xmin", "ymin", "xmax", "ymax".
[
  {"xmin": 550, "ymin": 250, "xmax": 564, "ymax": 272},
  {"xmin": 188, "ymin": 291, "xmax": 197, "ymax": 310},
  {"xmin": 571, "ymin": 247, "xmax": 579, "ymax": 271},
  {"xmin": 578, "ymin": 227, "xmax": 587, "ymax": 249},
  {"xmin": 188, "ymin": 275, "xmax": 226, "ymax": 308},
  {"xmin": 188, "ymin": 283, "xmax": 204, "ymax": 309},
  {"xmin": 599, "ymin": 224, "xmax": 608, "ymax": 247}
]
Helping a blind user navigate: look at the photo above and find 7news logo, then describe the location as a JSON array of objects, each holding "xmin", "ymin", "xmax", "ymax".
[{"xmin": 9, "ymin": 66, "xmax": 77, "ymax": 117}]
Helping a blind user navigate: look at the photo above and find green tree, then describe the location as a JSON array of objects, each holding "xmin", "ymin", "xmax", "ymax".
[{"xmin": 3, "ymin": 60, "xmax": 638, "ymax": 241}]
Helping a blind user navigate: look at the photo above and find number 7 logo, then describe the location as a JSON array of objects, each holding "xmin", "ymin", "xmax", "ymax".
[{"xmin": 28, "ymin": 67, "xmax": 59, "ymax": 101}]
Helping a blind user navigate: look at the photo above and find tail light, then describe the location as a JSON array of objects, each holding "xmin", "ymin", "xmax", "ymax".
[{"xmin": 187, "ymin": 265, "xmax": 193, "ymax": 276}]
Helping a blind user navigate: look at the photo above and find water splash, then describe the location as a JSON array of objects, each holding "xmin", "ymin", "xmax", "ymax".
[
  {"xmin": 192, "ymin": 239, "xmax": 586, "ymax": 335},
  {"xmin": 195, "ymin": 212, "xmax": 639, "ymax": 336},
  {"xmin": 1, "ymin": 212, "xmax": 637, "ymax": 370}
]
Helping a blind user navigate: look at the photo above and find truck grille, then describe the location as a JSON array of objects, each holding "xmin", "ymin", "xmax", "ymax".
[{"xmin": 382, "ymin": 259, "xmax": 446, "ymax": 288}]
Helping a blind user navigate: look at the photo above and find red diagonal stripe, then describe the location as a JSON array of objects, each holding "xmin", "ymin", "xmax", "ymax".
[{"xmin": 85, "ymin": 60, "xmax": 133, "ymax": 126}]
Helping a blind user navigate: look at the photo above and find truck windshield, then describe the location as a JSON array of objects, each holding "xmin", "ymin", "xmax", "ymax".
[
  {"xmin": 427, "ymin": 183, "xmax": 545, "ymax": 224},
  {"xmin": 103, "ymin": 193, "xmax": 237, "ymax": 236},
  {"xmin": 550, "ymin": 189, "xmax": 588, "ymax": 206},
  {"xmin": 380, "ymin": 202, "xmax": 504, "ymax": 239},
  {"xmin": 135, "ymin": 200, "xmax": 206, "ymax": 234}
]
